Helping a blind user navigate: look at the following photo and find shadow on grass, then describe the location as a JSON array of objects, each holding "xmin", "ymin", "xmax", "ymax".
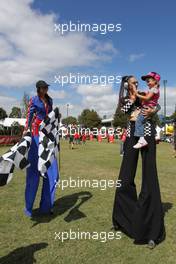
[
  {"xmin": 162, "ymin": 202, "xmax": 173, "ymax": 216},
  {"xmin": 0, "ymin": 242, "xmax": 48, "ymax": 264},
  {"xmin": 31, "ymin": 191, "xmax": 92, "ymax": 227}
]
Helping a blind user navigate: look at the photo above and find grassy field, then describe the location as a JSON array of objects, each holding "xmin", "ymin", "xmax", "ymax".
[{"xmin": 0, "ymin": 140, "xmax": 176, "ymax": 264}]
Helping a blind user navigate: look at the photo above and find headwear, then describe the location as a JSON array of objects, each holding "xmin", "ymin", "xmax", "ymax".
[
  {"xmin": 36, "ymin": 80, "xmax": 50, "ymax": 89},
  {"xmin": 141, "ymin": 72, "xmax": 161, "ymax": 82}
]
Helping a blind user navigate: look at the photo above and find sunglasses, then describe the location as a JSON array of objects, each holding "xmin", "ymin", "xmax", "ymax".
[{"xmin": 131, "ymin": 81, "xmax": 138, "ymax": 86}]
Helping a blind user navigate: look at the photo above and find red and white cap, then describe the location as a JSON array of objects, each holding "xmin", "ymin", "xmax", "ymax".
[{"xmin": 141, "ymin": 72, "xmax": 161, "ymax": 82}]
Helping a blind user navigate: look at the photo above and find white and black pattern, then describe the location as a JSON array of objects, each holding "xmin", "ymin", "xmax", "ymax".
[
  {"xmin": 126, "ymin": 121, "xmax": 152, "ymax": 138},
  {"xmin": 121, "ymin": 99, "xmax": 133, "ymax": 113},
  {"xmin": 0, "ymin": 109, "xmax": 60, "ymax": 186},
  {"xmin": 126, "ymin": 122, "xmax": 131, "ymax": 138},
  {"xmin": 144, "ymin": 121, "xmax": 152, "ymax": 137},
  {"xmin": 0, "ymin": 131, "xmax": 32, "ymax": 186},
  {"xmin": 38, "ymin": 108, "xmax": 60, "ymax": 177}
]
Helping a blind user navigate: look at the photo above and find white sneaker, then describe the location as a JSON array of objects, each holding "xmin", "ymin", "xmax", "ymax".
[
  {"xmin": 133, "ymin": 140, "xmax": 148, "ymax": 149},
  {"xmin": 155, "ymin": 136, "xmax": 160, "ymax": 141}
]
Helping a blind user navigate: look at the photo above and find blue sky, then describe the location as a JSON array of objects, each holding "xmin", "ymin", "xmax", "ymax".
[
  {"xmin": 0, "ymin": 0, "xmax": 175, "ymax": 117},
  {"xmin": 32, "ymin": 0, "xmax": 176, "ymax": 82}
]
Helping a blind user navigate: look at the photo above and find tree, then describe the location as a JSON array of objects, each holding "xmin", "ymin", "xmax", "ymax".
[
  {"xmin": 22, "ymin": 92, "xmax": 30, "ymax": 118},
  {"xmin": 62, "ymin": 116, "xmax": 77, "ymax": 125},
  {"xmin": 113, "ymin": 108, "xmax": 128, "ymax": 128},
  {"xmin": 0, "ymin": 125, "xmax": 4, "ymax": 135},
  {"xmin": 170, "ymin": 111, "xmax": 176, "ymax": 121},
  {"xmin": 9, "ymin": 107, "xmax": 22, "ymax": 118},
  {"xmin": 78, "ymin": 109, "xmax": 101, "ymax": 128},
  {"xmin": 0, "ymin": 107, "xmax": 8, "ymax": 120},
  {"xmin": 152, "ymin": 114, "xmax": 162, "ymax": 127},
  {"xmin": 11, "ymin": 122, "xmax": 21, "ymax": 136},
  {"xmin": 78, "ymin": 109, "xmax": 90, "ymax": 126}
]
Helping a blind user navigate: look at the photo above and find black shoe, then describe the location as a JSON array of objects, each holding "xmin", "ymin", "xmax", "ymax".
[
  {"xmin": 147, "ymin": 240, "xmax": 156, "ymax": 249},
  {"xmin": 50, "ymin": 209, "xmax": 54, "ymax": 215},
  {"xmin": 111, "ymin": 225, "xmax": 120, "ymax": 231}
]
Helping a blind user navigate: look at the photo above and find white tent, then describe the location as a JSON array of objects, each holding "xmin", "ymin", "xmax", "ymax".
[{"xmin": 0, "ymin": 118, "xmax": 26, "ymax": 127}]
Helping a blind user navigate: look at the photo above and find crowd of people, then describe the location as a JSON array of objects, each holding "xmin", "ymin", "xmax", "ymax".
[{"xmin": 63, "ymin": 128, "xmax": 124, "ymax": 149}]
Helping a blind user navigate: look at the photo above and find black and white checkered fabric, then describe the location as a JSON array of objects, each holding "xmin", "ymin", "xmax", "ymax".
[
  {"xmin": 126, "ymin": 121, "xmax": 152, "ymax": 138},
  {"xmin": 0, "ymin": 131, "xmax": 32, "ymax": 186},
  {"xmin": 121, "ymin": 99, "xmax": 134, "ymax": 113},
  {"xmin": 143, "ymin": 121, "xmax": 152, "ymax": 137},
  {"xmin": 0, "ymin": 108, "xmax": 60, "ymax": 186},
  {"xmin": 38, "ymin": 107, "xmax": 60, "ymax": 177},
  {"xmin": 126, "ymin": 122, "xmax": 131, "ymax": 137}
]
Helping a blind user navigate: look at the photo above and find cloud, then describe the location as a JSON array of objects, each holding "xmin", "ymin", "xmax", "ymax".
[
  {"xmin": 53, "ymin": 84, "xmax": 118, "ymax": 118},
  {"xmin": 0, "ymin": 0, "xmax": 117, "ymax": 88},
  {"xmin": 0, "ymin": 38, "xmax": 15, "ymax": 59},
  {"xmin": 49, "ymin": 89, "xmax": 67, "ymax": 99},
  {"xmin": 82, "ymin": 94, "xmax": 117, "ymax": 116},
  {"xmin": 55, "ymin": 102, "xmax": 82, "ymax": 118},
  {"xmin": 73, "ymin": 84, "xmax": 176, "ymax": 118},
  {"xmin": 0, "ymin": 96, "xmax": 21, "ymax": 114},
  {"xmin": 128, "ymin": 53, "xmax": 145, "ymax": 62},
  {"xmin": 74, "ymin": 84, "xmax": 118, "ymax": 117},
  {"xmin": 76, "ymin": 84, "xmax": 113, "ymax": 96},
  {"xmin": 158, "ymin": 86, "xmax": 176, "ymax": 115}
]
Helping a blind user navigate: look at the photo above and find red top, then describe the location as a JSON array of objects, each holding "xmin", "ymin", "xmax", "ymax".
[{"xmin": 25, "ymin": 96, "xmax": 51, "ymax": 136}]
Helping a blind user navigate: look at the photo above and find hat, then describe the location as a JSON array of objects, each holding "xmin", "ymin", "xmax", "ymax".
[
  {"xmin": 36, "ymin": 80, "xmax": 50, "ymax": 89},
  {"xmin": 141, "ymin": 72, "xmax": 161, "ymax": 82}
]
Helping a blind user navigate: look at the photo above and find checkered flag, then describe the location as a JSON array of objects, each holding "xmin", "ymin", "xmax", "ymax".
[
  {"xmin": 38, "ymin": 107, "xmax": 60, "ymax": 177},
  {"xmin": 0, "ymin": 131, "xmax": 32, "ymax": 186}
]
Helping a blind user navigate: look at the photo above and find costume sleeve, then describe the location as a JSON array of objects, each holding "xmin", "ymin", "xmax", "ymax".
[
  {"xmin": 121, "ymin": 99, "xmax": 135, "ymax": 114},
  {"xmin": 150, "ymin": 87, "xmax": 159, "ymax": 94},
  {"xmin": 25, "ymin": 97, "xmax": 36, "ymax": 130}
]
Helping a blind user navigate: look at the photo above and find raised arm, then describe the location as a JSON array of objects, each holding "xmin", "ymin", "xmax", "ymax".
[
  {"xmin": 136, "ymin": 91, "xmax": 154, "ymax": 101},
  {"xmin": 120, "ymin": 83, "xmax": 137, "ymax": 113}
]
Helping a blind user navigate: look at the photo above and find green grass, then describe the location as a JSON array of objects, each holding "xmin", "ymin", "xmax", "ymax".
[{"xmin": 0, "ymin": 140, "xmax": 176, "ymax": 264}]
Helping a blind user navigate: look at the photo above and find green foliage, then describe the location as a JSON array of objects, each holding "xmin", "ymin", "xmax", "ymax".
[
  {"xmin": 62, "ymin": 116, "xmax": 77, "ymax": 125},
  {"xmin": 170, "ymin": 111, "xmax": 176, "ymax": 120},
  {"xmin": 113, "ymin": 107, "xmax": 128, "ymax": 128},
  {"xmin": 22, "ymin": 92, "xmax": 30, "ymax": 118},
  {"xmin": 0, "ymin": 107, "xmax": 8, "ymax": 120},
  {"xmin": 9, "ymin": 107, "xmax": 22, "ymax": 118},
  {"xmin": 11, "ymin": 122, "xmax": 21, "ymax": 135},
  {"xmin": 0, "ymin": 141, "xmax": 176, "ymax": 263},
  {"xmin": 78, "ymin": 109, "xmax": 101, "ymax": 128},
  {"xmin": 152, "ymin": 114, "xmax": 162, "ymax": 127}
]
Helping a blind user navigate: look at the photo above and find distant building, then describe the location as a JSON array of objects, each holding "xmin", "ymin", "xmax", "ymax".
[
  {"xmin": 0, "ymin": 118, "xmax": 26, "ymax": 127},
  {"xmin": 101, "ymin": 117, "xmax": 113, "ymax": 127}
]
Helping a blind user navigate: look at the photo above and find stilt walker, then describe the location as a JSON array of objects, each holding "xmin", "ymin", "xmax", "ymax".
[
  {"xmin": 24, "ymin": 80, "xmax": 59, "ymax": 217},
  {"xmin": 112, "ymin": 75, "xmax": 165, "ymax": 249}
]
